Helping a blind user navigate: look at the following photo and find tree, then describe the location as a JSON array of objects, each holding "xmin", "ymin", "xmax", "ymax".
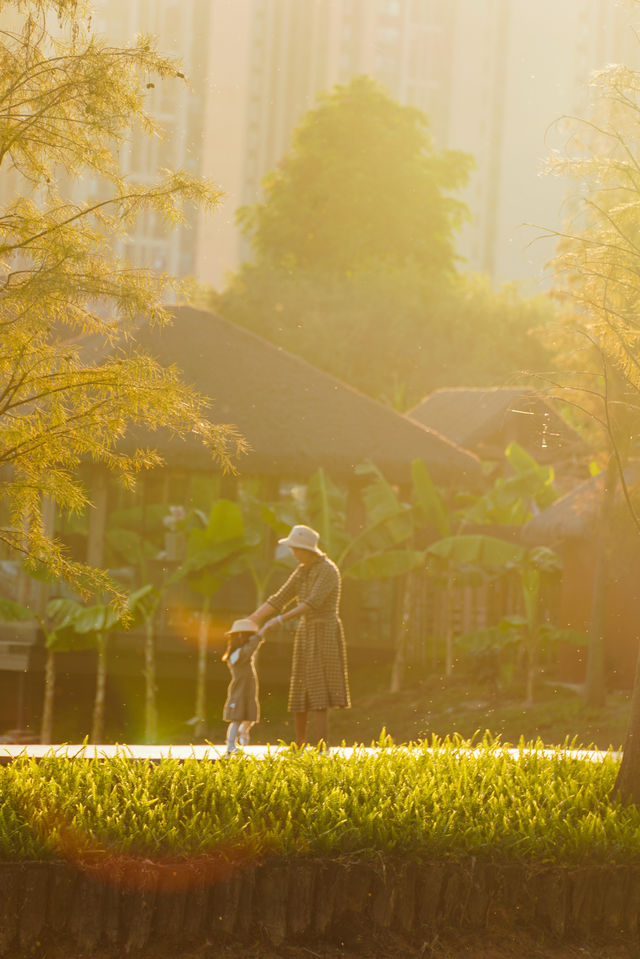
[
  {"xmin": 540, "ymin": 43, "xmax": 640, "ymax": 801},
  {"xmin": 213, "ymin": 76, "xmax": 552, "ymax": 408},
  {"xmin": 0, "ymin": 0, "xmax": 243, "ymax": 597},
  {"xmin": 238, "ymin": 75, "xmax": 469, "ymax": 275}
]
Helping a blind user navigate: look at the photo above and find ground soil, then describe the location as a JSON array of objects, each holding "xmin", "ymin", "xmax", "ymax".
[
  {"xmin": 300, "ymin": 670, "xmax": 632, "ymax": 752},
  {"xmin": 217, "ymin": 933, "xmax": 636, "ymax": 959},
  {"xmin": 180, "ymin": 932, "xmax": 636, "ymax": 959},
  {"xmin": 11, "ymin": 930, "xmax": 635, "ymax": 959}
]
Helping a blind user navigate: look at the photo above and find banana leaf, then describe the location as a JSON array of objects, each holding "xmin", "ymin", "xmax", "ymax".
[
  {"xmin": 0, "ymin": 599, "xmax": 35, "ymax": 622},
  {"xmin": 354, "ymin": 461, "xmax": 405, "ymax": 522},
  {"xmin": 305, "ymin": 467, "xmax": 349, "ymax": 560},
  {"xmin": 106, "ymin": 528, "xmax": 157, "ymax": 566},
  {"xmin": 411, "ymin": 459, "xmax": 451, "ymax": 537},
  {"xmin": 456, "ymin": 619, "xmax": 525, "ymax": 653},
  {"xmin": 204, "ymin": 499, "xmax": 245, "ymax": 540},
  {"xmin": 426, "ymin": 534, "xmax": 525, "ymax": 569},
  {"xmin": 107, "ymin": 503, "xmax": 169, "ymax": 533},
  {"xmin": 344, "ymin": 549, "xmax": 426, "ymax": 580},
  {"xmin": 463, "ymin": 441, "xmax": 558, "ymax": 525},
  {"xmin": 126, "ymin": 584, "xmax": 159, "ymax": 626}
]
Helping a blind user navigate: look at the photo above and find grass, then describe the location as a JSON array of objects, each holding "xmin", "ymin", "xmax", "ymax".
[{"xmin": 0, "ymin": 738, "xmax": 637, "ymax": 865}]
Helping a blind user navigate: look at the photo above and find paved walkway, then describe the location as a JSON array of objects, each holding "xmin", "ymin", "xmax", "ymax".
[{"xmin": 0, "ymin": 743, "xmax": 621, "ymax": 762}]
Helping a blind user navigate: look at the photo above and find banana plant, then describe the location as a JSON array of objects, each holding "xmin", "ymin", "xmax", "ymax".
[
  {"xmin": 44, "ymin": 589, "xmax": 156, "ymax": 743},
  {"xmin": 235, "ymin": 482, "xmax": 299, "ymax": 605},
  {"xmin": 171, "ymin": 499, "xmax": 259, "ymax": 740},
  {"xmin": 422, "ymin": 441, "xmax": 561, "ymax": 677},
  {"xmin": 302, "ymin": 462, "xmax": 450, "ymax": 692},
  {"xmin": 304, "ymin": 463, "xmax": 424, "ymax": 579},
  {"xmin": 0, "ymin": 597, "xmax": 93, "ymax": 743},
  {"xmin": 304, "ymin": 467, "xmax": 351, "ymax": 562},
  {"xmin": 427, "ymin": 536, "xmax": 562, "ymax": 704},
  {"xmin": 106, "ymin": 503, "xmax": 176, "ymax": 743},
  {"xmin": 46, "ymin": 597, "xmax": 120, "ymax": 743},
  {"xmin": 127, "ymin": 584, "xmax": 160, "ymax": 742},
  {"xmin": 460, "ymin": 441, "xmax": 558, "ymax": 527}
]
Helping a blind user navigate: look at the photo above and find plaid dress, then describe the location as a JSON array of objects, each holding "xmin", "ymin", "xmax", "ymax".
[{"xmin": 267, "ymin": 554, "xmax": 351, "ymax": 712}]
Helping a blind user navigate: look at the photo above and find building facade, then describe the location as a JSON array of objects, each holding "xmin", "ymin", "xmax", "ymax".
[
  {"xmin": 91, "ymin": 0, "xmax": 212, "ymax": 277},
  {"xmin": 448, "ymin": 0, "xmax": 640, "ymax": 286},
  {"xmin": 33, "ymin": 0, "xmax": 640, "ymax": 292},
  {"xmin": 195, "ymin": 0, "xmax": 640, "ymax": 291}
]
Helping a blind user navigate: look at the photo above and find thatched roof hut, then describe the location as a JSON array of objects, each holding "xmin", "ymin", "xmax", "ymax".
[
  {"xmin": 522, "ymin": 467, "xmax": 640, "ymax": 688},
  {"xmin": 99, "ymin": 305, "xmax": 483, "ymax": 488},
  {"xmin": 522, "ymin": 477, "xmax": 600, "ymax": 545},
  {"xmin": 522, "ymin": 469, "xmax": 636, "ymax": 545},
  {"xmin": 407, "ymin": 386, "xmax": 584, "ymax": 466}
]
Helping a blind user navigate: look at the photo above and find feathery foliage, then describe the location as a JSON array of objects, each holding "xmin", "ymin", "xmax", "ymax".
[
  {"xmin": 544, "ymin": 60, "xmax": 640, "ymax": 456},
  {"xmin": 542, "ymin": 22, "xmax": 640, "ymax": 802},
  {"xmin": 0, "ymin": 0, "xmax": 244, "ymax": 595}
]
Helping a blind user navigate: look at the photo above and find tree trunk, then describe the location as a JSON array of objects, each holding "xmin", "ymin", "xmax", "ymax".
[
  {"xmin": 194, "ymin": 604, "xmax": 210, "ymax": 740},
  {"xmin": 444, "ymin": 570, "xmax": 455, "ymax": 678},
  {"xmin": 612, "ymin": 641, "xmax": 640, "ymax": 803},
  {"xmin": 144, "ymin": 617, "xmax": 157, "ymax": 744},
  {"xmin": 91, "ymin": 632, "xmax": 107, "ymax": 744},
  {"xmin": 86, "ymin": 468, "xmax": 107, "ymax": 568},
  {"xmin": 524, "ymin": 629, "xmax": 538, "ymax": 707},
  {"xmin": 584, "ymin": 457, "xmax": 617, "ymax": 709},
  {"xmin": 521, "ymin": 568, "xmax": 540, "ymax": 707},
  {"xmin": 40, "ymin": 648, "xmax": 55, "ymax": 744},
  {"xmin": 389, "ymin": 576, "xmax": 409, "ymax": 693}
]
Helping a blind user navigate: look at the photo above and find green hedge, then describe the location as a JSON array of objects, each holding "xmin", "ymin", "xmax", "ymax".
[{"xmin": 0, "ymin": 736, "xmax": 635, "ymax": 865}]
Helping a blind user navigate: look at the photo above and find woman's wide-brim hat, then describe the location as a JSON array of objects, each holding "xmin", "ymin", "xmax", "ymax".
[
  {"xmin": 278, "ymin": 524, "xmax": 323, "ymax": 555},
  {"xmin": 226, "ymin": 618, "xmax": 259, "ymax": 636}
]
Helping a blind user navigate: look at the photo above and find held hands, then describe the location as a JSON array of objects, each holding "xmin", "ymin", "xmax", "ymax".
[{"xmin": 259, "ymin": 614, "xmax": 284, "ymax": 636}]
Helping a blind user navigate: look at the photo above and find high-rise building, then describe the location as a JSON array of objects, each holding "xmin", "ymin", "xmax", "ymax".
[
  {"xmin": 74, "ymin": 0, "xmax": 640, "ymax": 292},
  {"xmin": 448, "ymin": 0, "xmax": 640, "ymax": 287},
  {"xmin": 92, "ymin": 0, "xmax": 212, "ymax": 278},
  {"xmin": 197, "ymin": 0, "xmax": 640, "ymax": 292}
]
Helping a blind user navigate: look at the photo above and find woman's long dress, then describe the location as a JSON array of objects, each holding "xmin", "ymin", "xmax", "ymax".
[{"xmin": 267, "ymin": 554, "xmax": 351, "ymax": 712}]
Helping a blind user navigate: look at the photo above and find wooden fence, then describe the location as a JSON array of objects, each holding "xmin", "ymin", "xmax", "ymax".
[{"xmin": 0, "ymin": 855, "xmax": 637, "ymax": 955}]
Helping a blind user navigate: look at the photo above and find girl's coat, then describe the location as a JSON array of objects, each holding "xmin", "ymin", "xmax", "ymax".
[{"xmin": 223, "ymin": 633, "xmax": 264, "ymax": 722}]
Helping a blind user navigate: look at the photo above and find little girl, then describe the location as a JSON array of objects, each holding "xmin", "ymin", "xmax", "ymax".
[{"xmin": 221, "ymin": 618, "xmax": 264, "ymax": 756}]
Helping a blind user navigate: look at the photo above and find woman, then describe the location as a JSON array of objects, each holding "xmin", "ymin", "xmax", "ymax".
[{"xmin": 248, "ymin": 524, "xmax": 351, "ymax": 747}]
